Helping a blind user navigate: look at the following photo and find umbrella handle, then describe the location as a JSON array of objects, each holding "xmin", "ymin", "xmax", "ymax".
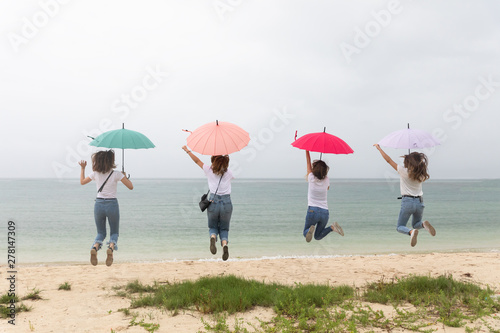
[{"xmin": 182, "ymin": 129, "xmax": 192, "ymax": 133}]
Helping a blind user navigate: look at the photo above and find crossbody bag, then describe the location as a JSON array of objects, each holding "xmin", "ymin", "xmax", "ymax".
[{"xmin": 199, "ymin": 175, "xmax": 223, "ymax": 212}]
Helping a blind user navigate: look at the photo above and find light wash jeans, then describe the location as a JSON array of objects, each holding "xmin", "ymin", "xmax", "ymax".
[
  {"xmin": 207, "ymin": 194, "xmax": 232, "ymax": 244},
  {"xmin": 397, "ymin": 196, "xmax": 425, "ymax": 235},
  {"xmin": 303, "ymin": 206, "xmax": 332, "ymax": 240},
  {"xmin": 93, "ymin": 198, "xmax": 120, "ymax": 250}
]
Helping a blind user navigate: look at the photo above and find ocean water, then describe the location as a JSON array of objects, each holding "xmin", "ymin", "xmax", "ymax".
[{"xmin": 0, "ymin": 178, "xmax": 499, "ymax": 264}]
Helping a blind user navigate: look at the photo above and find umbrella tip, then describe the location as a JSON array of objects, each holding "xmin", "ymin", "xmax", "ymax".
[
  {"xmin": 407, "ymin": 123, "xmax": 409, "ymax": 129},
  {"xmin": 122, "ymin": 123, "xmax": 125, "ymax": 129},
  {"xmin": 216, "ymin": 120, "xmax": 219, "ymax": 126},
  {"xmin": 87, "ymin": 135, "xmax": 95, "ymax": 140},
  {"xmin": 323, "ymin": 127, "xmax": 326, "ymax": 133}
]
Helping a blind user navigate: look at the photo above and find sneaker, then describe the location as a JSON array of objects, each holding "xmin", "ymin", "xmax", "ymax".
[
  {"xmin": 106, "ymin": 247, "xmax": 113, "ymax": 267},
  {"xmin": 90, "ymin": 248, "xmax": 98, "ymax": 266},
  {"xmin": 305, "ymin": 225, "xmax": 315, "ymax": 242},
  {"xmin": 410, "ymin": 229, "xmax": 418, "ymax": 247},
  {"xmin": 222, "ymin": 245, "xmax": 229, "ymax": 261},
  {"xmin": 332, "ymin": 222, "xmax": 344, "ymax": 236},
  {"xmin": 423, "ymin": 221, "xmax": 436, "ymax": 236},
  {"xmin": 210, "ymin": 237, "xmax": 217, "ymax": 255}
]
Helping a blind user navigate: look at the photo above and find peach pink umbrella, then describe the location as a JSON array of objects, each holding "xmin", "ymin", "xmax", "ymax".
[{"xmin": 184, "ymin": 120, "xmax": 250, "ymax": 156}]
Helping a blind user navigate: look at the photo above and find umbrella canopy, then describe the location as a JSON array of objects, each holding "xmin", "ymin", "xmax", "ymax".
[
  {"xmin": 378, "ymin": 124, "xmax": 440, "ymax": 153},
  {"xmin": 89, "ymin": 128, "xmax": 155, "ymax": 149},
  {"xmin": 185, "ymin": 120, "xmax": 250, "ymax": 155},
  {"xmin": 89, "ymin": 123, "xmax": 155, "ymax": 172},
  {"xmin": 292, "ymin": 128, "xmax": 354, "ymax": 155}
]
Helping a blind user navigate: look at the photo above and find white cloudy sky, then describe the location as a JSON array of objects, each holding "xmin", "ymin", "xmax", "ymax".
[{"xmin": 1, "ymin": 0, "xmax": 499, "ymax": 179}]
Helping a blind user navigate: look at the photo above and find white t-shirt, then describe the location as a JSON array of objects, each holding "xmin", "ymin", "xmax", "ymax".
[
  {"xmin": 397, "ymin": 165, "xmax": 423, "ymax": 196},
  {"xmin": 203, "ymin": 164, "xmax": 234, "ymax": 195},
  {"xmin": 307, "ymin": 173, "xmax": 330, "ymax": 210},
  {"xmin": 89, "ymin": 170, "xmax": 125, "ymax": 199}
]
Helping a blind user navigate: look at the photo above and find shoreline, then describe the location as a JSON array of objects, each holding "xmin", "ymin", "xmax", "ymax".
[{"xmin": 14, "ymin": 247, "xmax": 500, "ymax": 267}]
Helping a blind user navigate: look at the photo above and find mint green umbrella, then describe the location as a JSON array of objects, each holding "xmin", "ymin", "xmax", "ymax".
[{"xmin": 89, "ymin": 123, "xmax": 155, "ymax": 172}]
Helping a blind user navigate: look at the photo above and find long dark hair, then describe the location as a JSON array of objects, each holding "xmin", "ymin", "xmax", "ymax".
[
  {"xmin": 92, "ymin": 150, "xmax": 116, "ymax": 173},
  {"xmin": 312, "ymin": 160, "xmax": 329, "ymax": 180},
  {"xmin": 404, "ymin": 152, "xmax": 430, "ymax": 182},
  {"xmin": 211, "ymin": 155, "xmax": 229, "ymax": 176}
]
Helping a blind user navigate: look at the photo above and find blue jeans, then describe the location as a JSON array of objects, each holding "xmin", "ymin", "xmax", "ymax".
[
  {"xmin": 93, "ymin": 198, "xmax": 120, "ymax": 250},
  {"xmin": 397, "ymin": 197, "xmax": 425, "ymax": 235},
  {"xmin": 207, "ymin": 194, "xmax": 232, "ymax": 244},
  {"xmin": 303, "ymin": 206, "xmax": 332, "ymax": 240}
]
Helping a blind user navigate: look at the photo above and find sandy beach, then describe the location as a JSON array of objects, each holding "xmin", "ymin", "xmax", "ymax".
[{"xmin": 2, "ymin": 252, "xmax": 499, "ymax": 332}]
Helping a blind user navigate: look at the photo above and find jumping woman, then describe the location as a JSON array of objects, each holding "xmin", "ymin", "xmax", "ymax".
[
  {"xmin": 374, "ymin": 144, "xmax": 436, "ymax": 246},
  {"xmin": 182, "ymin": 145, "xmax": 234, "ymax": 261},
  {"xmin": 303, "ymin": 150, "xmax": 344, "ymax": 242},
  {"xmin": 79, "ymin": 150, "xmax": 133, "ymax": 266}
]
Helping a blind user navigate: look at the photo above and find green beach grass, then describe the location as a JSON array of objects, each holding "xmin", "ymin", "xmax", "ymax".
[{"xmin": 112, "ymin": 274, "xmax": 500, "ymax": 333}]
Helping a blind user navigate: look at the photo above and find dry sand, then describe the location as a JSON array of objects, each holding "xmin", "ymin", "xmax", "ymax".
[{"xmin": 1, "ymin": 252, "xmax": 499, "ymax": 332}]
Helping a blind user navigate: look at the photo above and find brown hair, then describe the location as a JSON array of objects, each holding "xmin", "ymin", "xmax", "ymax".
[
  {"xmin": 211, "ymin": 155, "xmax": 229, "ymax": 176},
  {"xmin": 92, "ymin": 150, "xmax": 116, "ymax": 174},
  {"xmin": 312, "ymin": 160, "xmax": 329, "ymax": 180},
  {"xmin": 404, "ymin": 152, "xmax": 430, "ymax": 182}
]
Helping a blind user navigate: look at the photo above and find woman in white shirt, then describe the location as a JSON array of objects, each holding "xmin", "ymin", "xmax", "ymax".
[
  {"xmin": 303, "ymin": 151, "xmax": 344, "ymax": 242},
  {"xmin": 183, "ymin": 146, "xmax": 234, "ymax": 261},
  {"xmin": 79, "ymin": 150, "xmax": 133, "ymax": 266},
  {"xmin": 374, "ymin": 144, "xmax": 436, "ymax": 247}
]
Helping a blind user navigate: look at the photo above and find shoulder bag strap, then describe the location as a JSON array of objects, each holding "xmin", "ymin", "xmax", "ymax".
[
  {"xmin": 213, "ymin": 174, "xmax": 224, "ymax": 196},
  {"xmin": 97, "ymin": 171, "xmax": 114, "ymax": 193}
]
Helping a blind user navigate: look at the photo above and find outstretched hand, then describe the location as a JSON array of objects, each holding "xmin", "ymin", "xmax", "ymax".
[
  {"xmin": 373, "ymin": 144, "xmax": 397, "ymax": 170},
  {"xmin": 79, "ymin": 160, "xmax": 87, "ymax": 168}
]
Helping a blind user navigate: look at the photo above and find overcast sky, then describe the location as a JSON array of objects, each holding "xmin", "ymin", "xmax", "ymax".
[{"xmin": 1, "ymin": 0, "xmax": 499, "ymax": 179}]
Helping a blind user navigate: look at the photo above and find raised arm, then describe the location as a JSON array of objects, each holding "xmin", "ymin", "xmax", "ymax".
[
  {"xmin": 306, "ymin": 150, "xmax": 312, "ymax": 176},
  {"xmin": 121, "ymin": 172, "xmax": 134, "ymax": 190},
  {"xmin": 373, "ymin": 144, "xmax": 397, "ymax": 171},
  {"xmin": 79, "ymin": 160, "xmax": 92, "ymax": 185},
  {"xmin": 182, "ymin": 145, "xmax": 204, "ymax": 169}
]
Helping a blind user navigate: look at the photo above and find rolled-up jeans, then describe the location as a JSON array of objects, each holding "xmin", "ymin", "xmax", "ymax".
[
  {"xmin": 303, "ymin": 206, "xmax": 332, "ymax": 240},
  {"xmin": 397, "ymin": 196, "xmax": 424, "ymax": 235},
  {"xmin": 93, "ymin": 198, "xmax": 120, "ymax": 250},
  {"xmin": 207, "ymin": 194, "xmax": 232, "ymax": 244}
]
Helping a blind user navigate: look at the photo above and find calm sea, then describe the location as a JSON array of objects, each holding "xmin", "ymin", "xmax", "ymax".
[{"xmin": 0, "ymin": 178, "xmax": 499, "ymax": 264}]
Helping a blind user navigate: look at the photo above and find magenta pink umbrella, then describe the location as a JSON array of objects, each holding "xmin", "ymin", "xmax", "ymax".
[
  {"xmin": 184, "ymin": 120, "xmax": 250, "ymax": 155},
  {"xmin": 292, "ymin": 127, "xmax": 354, "ymax": 159}
]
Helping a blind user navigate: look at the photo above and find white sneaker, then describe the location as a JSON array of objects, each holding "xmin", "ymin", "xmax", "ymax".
[
  {"xmin": 423, "ymin": 221, "xmax": 436, "ymax": 236},
  {"xmin": 410, "ymin": 229, "xmax": 418, "ymax": 247},
  {"xmin": 332, "ymin": 222, "xmax": 344, "ymax": 236},
  {"xmin": 305, "ymin": 225, "xmax": 315, "ymax": 242}
]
